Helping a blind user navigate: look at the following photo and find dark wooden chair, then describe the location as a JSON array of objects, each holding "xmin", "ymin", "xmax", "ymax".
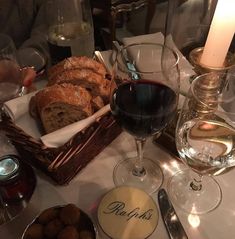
[{"xmin": 91, "ymin": 0, "xmax": 157, "ymax": 49}]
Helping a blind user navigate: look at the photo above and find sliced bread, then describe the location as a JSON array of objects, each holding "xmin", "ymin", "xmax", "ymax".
[
  {"xmin": 47, "ymin": 68, "xmax": 110, "ymax": 100},
  {"xmin": 48, "ymin": 56, "xmax": 107, "ymax": 81},
  {"xmin": 34, "ymin": 83, "xmax": 93, "ymax": 134},
  {"xmin": 47, "ymin": 56, "xmax": 110, "ymax": 103}
]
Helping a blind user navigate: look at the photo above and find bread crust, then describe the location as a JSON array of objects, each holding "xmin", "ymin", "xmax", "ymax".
[
  {"xmin": 35, "ymin": 83, "xmax": 93, "ymax": 133},
  {"xmin": 36, "ymin": 84, "xmax": 92, "ymax": 113},
  {"xmin": 32, "ymin": 56, "xmax": 110, "ymax": 134},
  {"xmin": 48, "ymin": 56, "xmax": 107, "ymax": 81},
  {"xmin": 91, "ymin": 96, "xmax": 104, "ymax": 111},
  {"xmin": 48, "ymin": 68, "xmax": 110, "ymax": 102}
]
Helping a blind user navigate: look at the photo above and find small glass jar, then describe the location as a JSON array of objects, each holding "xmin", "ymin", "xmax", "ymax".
[{"xmin": 0, "ymin": 155, "xmax": 34, "ymax": 203}]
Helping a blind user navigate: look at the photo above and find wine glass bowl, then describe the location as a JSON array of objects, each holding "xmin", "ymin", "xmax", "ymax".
[
  {"xmin": 110, "ymin": 43, "xmax": 180, "ymax": 194},
  {"xmin": 168, "ymin": 71, "xmax": 235, "ymax": 214},
  {"xmin": 0, "ymin": 34, "xmax": 23, "ymax": 105},
  {"xmin": 0, "ymin": 34, "xmax": 25, "ymax": 163},
  {"xmin": 0, "ymin": 59, "xmax": 23, "ymax": 103}
]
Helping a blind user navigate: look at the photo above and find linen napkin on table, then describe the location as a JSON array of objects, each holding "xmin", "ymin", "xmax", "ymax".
[
  {"xmin": 3, "ymin": 91, "xmax": 37, "ymax": 121},
  {"xmin": 122, "ymin": 32, "xmax": 165, "ymax": 45},
  {"xmin": 3, "ymin": 93, "xmax": 111, "ymax": 148},
  {"xmin": 40, "ymin": 104, "xmax": 110, "ymax": 148}
]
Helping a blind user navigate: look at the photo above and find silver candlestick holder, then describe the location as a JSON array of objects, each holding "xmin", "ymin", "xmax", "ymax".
[
  {"xmin": 188, "ymin": 47, "xmax": 235, "ymax": 115},
  {"xmin": 189, "ymin": 47, "xmax": 235, "ymax": 74}
]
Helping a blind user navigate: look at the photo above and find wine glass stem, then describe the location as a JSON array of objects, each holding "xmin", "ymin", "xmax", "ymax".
[
  {"xmin": 190, "ymin": 173, "xmax": 203, "ymax": 191},
  {"xmin": 132, "ymin": 137, "xmax": 146, "ymax": 177}
]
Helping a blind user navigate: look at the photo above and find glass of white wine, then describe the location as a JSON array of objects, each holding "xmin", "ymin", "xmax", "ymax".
[
  {"xmin": 168, "ymin": 72, "xmax": 235, "ymax": 214},
  {"xmin": 46, "ymin": 0, "xmax": 94, "ymax": 65}
]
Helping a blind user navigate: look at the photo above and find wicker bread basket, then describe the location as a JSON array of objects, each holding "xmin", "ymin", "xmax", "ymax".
[
  {"xmin": 0, "ymin": 112, "xmax": 121, "ymax": 185},
  {"xmin": 0, "ymin": 55, "xmax": 122, "ymax": 184}
]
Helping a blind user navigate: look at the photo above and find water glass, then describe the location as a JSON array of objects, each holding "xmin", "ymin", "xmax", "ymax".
[{"xmin": 0, "ymin": 34, "xmax": 23, "ymax": 104}]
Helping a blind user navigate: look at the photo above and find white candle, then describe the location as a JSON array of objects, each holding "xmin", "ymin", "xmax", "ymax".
[{"xmin": 200, "ymin": 0, "xmax": 235, "ymax": 68}]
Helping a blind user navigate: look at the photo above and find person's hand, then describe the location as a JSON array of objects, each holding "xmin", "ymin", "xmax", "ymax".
[
  {"xmin": 21, "ymin": 67, "xmax": 37, "ymax": 87},
  {"xmin": 0, "ymin": 60, "xmax": 36, "ymax": 87},
  {"xmin": 0, "ymin": 60, "xmax": 37, "ymax": 96}
]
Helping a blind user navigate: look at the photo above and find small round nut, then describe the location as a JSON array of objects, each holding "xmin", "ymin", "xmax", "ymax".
[
  {"xmin": 59, "ymin": 204, "xmax": 81, "ymax": 225},
  {"xmin": 37, "ymin": 207, "xmax": 59, "ymax": 224},
  {"xmin": 23, "ymin": 223, "xmax": 44, "ymax": 239},
  {"xmin": 44, "ymin": 218, "xmax": 63, "ymax": 238},
  {"xmin": 57, "ymin": 226, "xmax": 79, "ymax": 239},
  {"xmin": 80, "ymin": 230, "xmax": 94, "ymax": 239}
]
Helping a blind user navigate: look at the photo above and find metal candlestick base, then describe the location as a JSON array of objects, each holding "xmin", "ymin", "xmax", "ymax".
[
  {"xmin": 188, "ymin": 47, "xmax": 235, "ymax": 115},
  {"xmin": 189, "ymin": 47, "xmax": 235, "ymax": 75}
]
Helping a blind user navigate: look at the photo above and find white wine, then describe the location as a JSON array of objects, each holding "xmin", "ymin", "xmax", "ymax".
[
  {"xmin": 177, "ymin": 119, "xmax": 235, "ymax": 175},
  {"xmin": 48, "ymin": 22, "xmax": 94, "ymax": 64}
]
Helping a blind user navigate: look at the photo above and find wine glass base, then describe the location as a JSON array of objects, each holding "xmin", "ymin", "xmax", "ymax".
[
  {"xmin": 113, "ymin": 157, "xmax": 163, "ymax": 194},
  {"xmin": 168, "ymin": 169, "xmax": 222, "ymax": 214}
]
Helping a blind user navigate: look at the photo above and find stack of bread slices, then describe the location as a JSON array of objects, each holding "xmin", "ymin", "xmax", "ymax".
[{"xmin": 31, "ymin": 56, "xmax": 110, "ymax": 134}]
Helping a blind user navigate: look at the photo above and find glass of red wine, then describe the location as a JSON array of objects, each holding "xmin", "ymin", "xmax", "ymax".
[{"xmin": 110, "ymin": 43, "xmax": 180, "ymax": 194}]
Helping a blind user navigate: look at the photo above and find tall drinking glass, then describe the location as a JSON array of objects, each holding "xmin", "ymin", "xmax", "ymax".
[
  {"xmin": 46, "ymin": 0, "xmax": 95, "ymax": 65},
  {"xmin": 110, "ymin": 43, "xmax": 180, "ymax": 194},
  {"xmin": 168, "ymin": 72, "xmax": 235, "ymax": 214}
]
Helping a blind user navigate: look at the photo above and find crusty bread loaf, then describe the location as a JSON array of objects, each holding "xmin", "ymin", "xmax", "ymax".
[
  {"xmin": 47, "ymin": 56, "xmax": 110, "ymax": 103},
  {"xmin": 91, "ymin": 96, "xmax": 104, "ymax": 111},
  {"xmin": 31, "ymin": 56, "xmax": 110, "ymax": 134},
  {"xmin": 34, "ymin": 83, "xmax": 93, "ymax": 134},
  {"xmin": 47, "ymin": 68, "xmax": 110, "ymax": 101},
  {"xmin": 48, "ymin": 56, "xmax": 107, "ymax": 81}
]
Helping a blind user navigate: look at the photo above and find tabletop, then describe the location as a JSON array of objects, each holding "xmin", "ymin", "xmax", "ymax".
[
  {"xmin": 0, "ymin": 131, "xmax": 235, "ymax": 239},
  {"xmin": 1, "ymin": 42, "xmax": 235, "ymax": 238}
]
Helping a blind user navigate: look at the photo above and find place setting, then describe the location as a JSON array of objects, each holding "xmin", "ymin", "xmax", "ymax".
[{"xmin": 1, "ymin": 0, "xmax": 235, "ymax": 239}]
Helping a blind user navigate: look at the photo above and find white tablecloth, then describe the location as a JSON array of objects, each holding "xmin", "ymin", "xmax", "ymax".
[
  {"xmin": 1, "ymin": 43, "xmax": 235, "ymax": 238},
  {"xmin": 1, "ymin": 132, "xmax": 235, "ymax": 239}
]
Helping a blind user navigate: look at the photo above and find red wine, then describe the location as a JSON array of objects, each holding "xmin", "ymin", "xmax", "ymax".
[
  {"xmin": 110, "ymin": 81, "xmax": 177, "ymax": 138},
  {"xmin": 48, "ymin": 22, "xmax": 94, "ymax": 65},
  {"xmin": 48, "ymin": 41, "xmax": 72, "ymax": 65}
]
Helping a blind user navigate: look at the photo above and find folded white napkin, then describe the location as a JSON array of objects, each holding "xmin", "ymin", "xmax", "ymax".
[
  {"xmin": 40, "ymin": 104, "xmax": 110, "ymax": 148},
  {"xmin": 4, "ymin": 93, "xmax": 111, "ymax": 148},
  {"xmin": 4, "ymin": 91, "xmax": 37, "ymax": 121}
]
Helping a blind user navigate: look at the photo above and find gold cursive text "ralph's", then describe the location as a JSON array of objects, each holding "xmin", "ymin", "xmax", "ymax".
[{"xmin": 103, "ymin": 201, "xmax": 154, "ymax": 221}]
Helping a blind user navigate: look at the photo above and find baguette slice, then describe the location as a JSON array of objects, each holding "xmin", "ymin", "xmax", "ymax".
[
  {"xmin": 47, "ymin": 68, "xmax": 110, "ymax": 102},
  {"xmin": 48, "ymin": 56, "xmax": 107, "ymax": 81},
  {"xmin": 91, "ymin": 96, "xmax": 105, "ymax": 111},
  {"xmin": 35, "ymin": 83, "xmax": 93, "ymax": 134}
]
